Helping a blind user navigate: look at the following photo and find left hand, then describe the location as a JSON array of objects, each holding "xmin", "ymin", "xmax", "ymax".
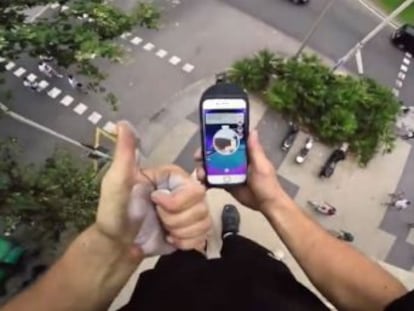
[{"xmin": 96, "ymin": 121, "xmax": 211, "ymax": 257}]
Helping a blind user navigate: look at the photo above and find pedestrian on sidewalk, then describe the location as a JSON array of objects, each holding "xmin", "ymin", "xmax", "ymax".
[
  {"xmin": 23, "ymin": 77, "xmax": 41, "ymax": 92},
  {"xmin": 38, "ymin": 61, "xmax": 63, "ymax": 79},
  {"xmin": 67, "ymin": 74, "xmax": 88, "ymax": 94}
]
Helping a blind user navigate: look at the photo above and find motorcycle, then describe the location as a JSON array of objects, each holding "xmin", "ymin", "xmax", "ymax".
[
  {"xmin": 319, "ymin": 143, "xmax": 349, "ymax": 178},
  {"xmin": 307, "ymin": 200, "xmax": 337, "ymax": 216},
  {"xmin": 296, "ymin": 136, "xmax": 314, "ymax": 164},
  {"xmin": 328, "ymin": 230, "xmax": 354, "ymax": 242},
  {"xmin": 215, "ymin": 72, "xmax": 227, "ymax": 84},
  {"xmin": 281, "ymin": 122, "xmax": 299, "ymax": 151}
]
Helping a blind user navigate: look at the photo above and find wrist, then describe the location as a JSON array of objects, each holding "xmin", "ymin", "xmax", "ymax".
[{"xmin": 260, "ymin": 190, "xmax": 295, "ymax": 219}]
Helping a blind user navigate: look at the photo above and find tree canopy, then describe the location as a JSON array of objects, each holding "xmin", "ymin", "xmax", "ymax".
[
  {"xmin": 0, "ymin": 0, "xmax": 160, "ymax": 97},
  {"xmin": 229, "ymin": 51, "xmax": 400, "ymax": 165}
]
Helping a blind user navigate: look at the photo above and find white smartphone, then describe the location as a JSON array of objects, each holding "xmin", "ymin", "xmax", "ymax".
[{"xmin": 199, "ymin": 84, "xmax": 249, "ymax": 187}]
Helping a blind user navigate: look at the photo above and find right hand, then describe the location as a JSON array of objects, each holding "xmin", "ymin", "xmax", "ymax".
[{"xmin": 194, "ymin": 130, "xmax": 291, "ymax": 213}]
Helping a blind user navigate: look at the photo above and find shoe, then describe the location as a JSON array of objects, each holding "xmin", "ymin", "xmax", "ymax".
[{"xmin": 221, "ymin": 204, "xmax": 240, "ymax": 238}]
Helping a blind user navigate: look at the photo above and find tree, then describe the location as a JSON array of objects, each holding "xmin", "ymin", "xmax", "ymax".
[
  {"xmin": 0, "ymin": 0, "xmax": 160, "ymax": 105},
  {"xmin": 229, "ymin": 51, "xmax": 400, "ymax": 165},
  {"xmin": 0, "ymin": 138, "xmax": 100, "ymax": 243}
]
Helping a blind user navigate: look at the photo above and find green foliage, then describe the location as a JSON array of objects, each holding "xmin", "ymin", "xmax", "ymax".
[
  {"xmin": 228, "ymin": 49, "xmax": 282, "ymax": 92},
  {"xmin": 229, "ymin": 51, "xmax": 400, "ymax": 165},
  {"xmin": 0, "ymin": 0, "xmax": 160, "ymax": 108},
  {"xmin": 0, "ymin": 138, "xmax": 99, "ymax": 240}
]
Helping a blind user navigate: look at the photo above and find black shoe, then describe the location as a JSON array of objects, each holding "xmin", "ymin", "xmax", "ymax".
[{"xmin": 221, "ymin": 204, "xmax": 240, "ymax": 238}]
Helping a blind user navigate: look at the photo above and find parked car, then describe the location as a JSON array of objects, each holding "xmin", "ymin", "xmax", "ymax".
[
  {"xmin": 391, "ymin": 24, "xmax": 414, "ymax": 54},
  {"xmin": 288, "ymin": 0, "xmax": 310, "ymax": 4}
]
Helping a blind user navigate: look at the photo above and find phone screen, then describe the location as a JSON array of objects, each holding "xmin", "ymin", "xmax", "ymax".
[{"xmin": 202, "ymin": 99, "xmax": 248, "ymax": 185}]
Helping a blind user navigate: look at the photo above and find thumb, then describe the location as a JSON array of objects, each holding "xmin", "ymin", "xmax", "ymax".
[
  {"xmin": 247, "ymin": 130, "xmax": 270, "ymax": 170},
  {"xmin": 111, "ymin": 121, "xmax": 139, "ymax": 175}
]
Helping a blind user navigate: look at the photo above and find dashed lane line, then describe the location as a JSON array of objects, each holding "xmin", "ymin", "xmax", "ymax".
[
  {"xmin": 121, "ymin": 32, "xmax": 196, "ymax": 74},
  {"xmin": 27, "ymin": 73, "xmax": 38, "ymax": 82},
  {"xmin": 392, "ymin": 52, "xmax": 412, "ymax": 99},
  {"xmin": 103, "ymin": 121, "xmax": 116, "ymax": 134}
]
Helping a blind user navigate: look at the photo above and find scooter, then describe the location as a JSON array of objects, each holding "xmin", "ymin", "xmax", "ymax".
[
  {"xmin": 296, "ymin": 136, "xmax": 314, "ymax": 164},
  {"xmin": 319, "ymin": 143, "xmax": 349, "ymax": 178},
  {"xmin": 281, "ymin": 122, "xmax": 299, "ymax": 151},
  {"xmin": 328, "ymin": 230, "xmax": 354, "ymax": 242},
  {"xmin": 307, "ymin": 200, "xmax": 337, "ymax": 216}
]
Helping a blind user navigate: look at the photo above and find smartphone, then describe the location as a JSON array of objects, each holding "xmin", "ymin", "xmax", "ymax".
[{"xmin": 200, "ymin": 83, "xmax": 249, "ymax": 187}]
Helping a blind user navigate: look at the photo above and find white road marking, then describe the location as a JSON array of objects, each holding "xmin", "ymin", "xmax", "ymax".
[
  {"xmin": 5, "ymin": 62, "xmax": 16, "ymax": 71},
  {"xmin": 143, "ymin": 42, "xmax": 155, "ymax": 51},
  {"xmin": 156, "ymin": 49, "xmax": 168, "ymax": 58},
  {"xmin": 401, "ymin": 64, "xmax": 408, "ymax": 72},
  {"xmin": 130, "ymin": 37, "xmax": 143, "ymax": 45},
  {"xmin": 403, "ymin": 58, "xmax": 411, "ymax": 66},
  {"xmin": 88, "ymin": 112, "xmax": 102, "ymax": 124},
  {"xmin": 182, "ymin": 63, "xmax": 195, "ymax": 73},
  {"xmin": 73, "ymin": 103, "xmax": 88, "ymax": 115},
  {"xmin": 13, "ymin": 67, "xmax": 27, "ymax": 77},
  {"xmin": 47, "ymin": 87, "xmax": 62, "ymax": 99},
  {"xmin": 27, "ymin": 73, "xmax": 37, "ymax": 82},
  {"xmin": 355, "ymin": 49, "xmax": 364, "ymax": 74},
  {"xmin": 395, "ymin": 79, "xmax": 403, "ymax": 88},
  {"xmin": 398, "ymin": 72, "xmax": 406, "ymax": 80},
  {"xmin": 50, "ymin": 3, "xmax": 60, "ymax": 9},
  {"xmin": 38, "ymin": 80, "xmax": 49, "ymax": 90},
  {"xmin": 356, "ymin": 0, "xmax": 398, "ymax": 29},
  {"xmin": 103, "ymin": 121, "xmax": 116, "ymax": 134},
  {"xmin": 392, "ymin": 88, "xmax": 400, "ymax": 97},
  {"xmin": 169, "ymin": 56, "xmax": 181, "ymax": 65},
  {"xmin": 60, "ymin": 95, "xmax": 74, "ymax": 106},
  {"xmin": 406, "ymin": 52, "xmax": 412, "ymax": 59},
  {"xmin": 121, "ymin": 32, "xmax": 132, "ymax": 39}
]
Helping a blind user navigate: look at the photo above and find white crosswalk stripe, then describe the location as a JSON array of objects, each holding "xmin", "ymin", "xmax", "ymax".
[
  {"xmin": 395, "ymin": 79, "xmax": 403, "ymax": 88},
  {"xmin": 38, "ymin": 80, "xmax": 49, "ymax": 90},
  {"xmin": 398, "ymin": 72, "xmax": 406, "ymax": 80},
  {"xmin": 73, "ymin": 103, "xmax": 88, "ymax": 115},
  {"xmin": 60, "ymin": 95, "xmax": 74, "ymax": 106},
  {"xmin": 143, "ymin": 43, "xmax": 155, "ymax": 51},
  {"xmin": 169, "ymin": 56, "xmax": 181, "ymax": 65},
  {"xmin": 130, "ymin": 37, "xmax": 143, "ymax": 45},
  {"xmin": 5, "ymin": 62, "xmax": 16, "ymax": 71},
  {"xmin": 392, "ymin": 88, "xmax": 400, "ymax": 97},
  {"xmin": 103, "ymin": 121, "xmax": 116, "ymax": 134},
  {"xmin": 48, "ymin": 87, "xmax": 62, "ymax": 99},
  {"xmin": 182, "ymin": 63, "xmax": 195, "ymax": 73},
  {"xmin": 13, "ymin": 67, "xmax": 26, "ymax": 77},
  {"xmin": 403, "ymin": 58, "xmax": 411, "ymax": 66},
  {"xmin": 88, "ymin": 112, "xmax": 102, "ymax": 124},
  {"xmin": 27, "ymin": 73, "xmax": 38, "ymax": 82},
  {"xmin": 156, "ymin": 49, "xmax": 168, "ymax": 58},
  {"xmin": 401, "ymin": 64, "xmax": 408, "ymax": 72}
]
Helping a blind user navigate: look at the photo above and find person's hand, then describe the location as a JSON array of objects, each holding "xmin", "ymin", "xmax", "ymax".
[
  {"xmin": 96, "ymin": 121, "xmax": 211, "ymax": 257},
  {"xmin": 194, "ymin": 130, "xmax": 290, "ymax": 213}
]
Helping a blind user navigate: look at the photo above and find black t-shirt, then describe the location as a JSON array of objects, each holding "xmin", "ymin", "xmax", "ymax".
[{"xmin": 120, "ymin": 250, "xmax": 414, "ymax": 311}]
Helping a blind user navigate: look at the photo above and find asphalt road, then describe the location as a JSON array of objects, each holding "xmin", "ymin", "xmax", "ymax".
[{"xmin": 221, "ymin": 0, "xmax": 412, "ymax": 104}]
